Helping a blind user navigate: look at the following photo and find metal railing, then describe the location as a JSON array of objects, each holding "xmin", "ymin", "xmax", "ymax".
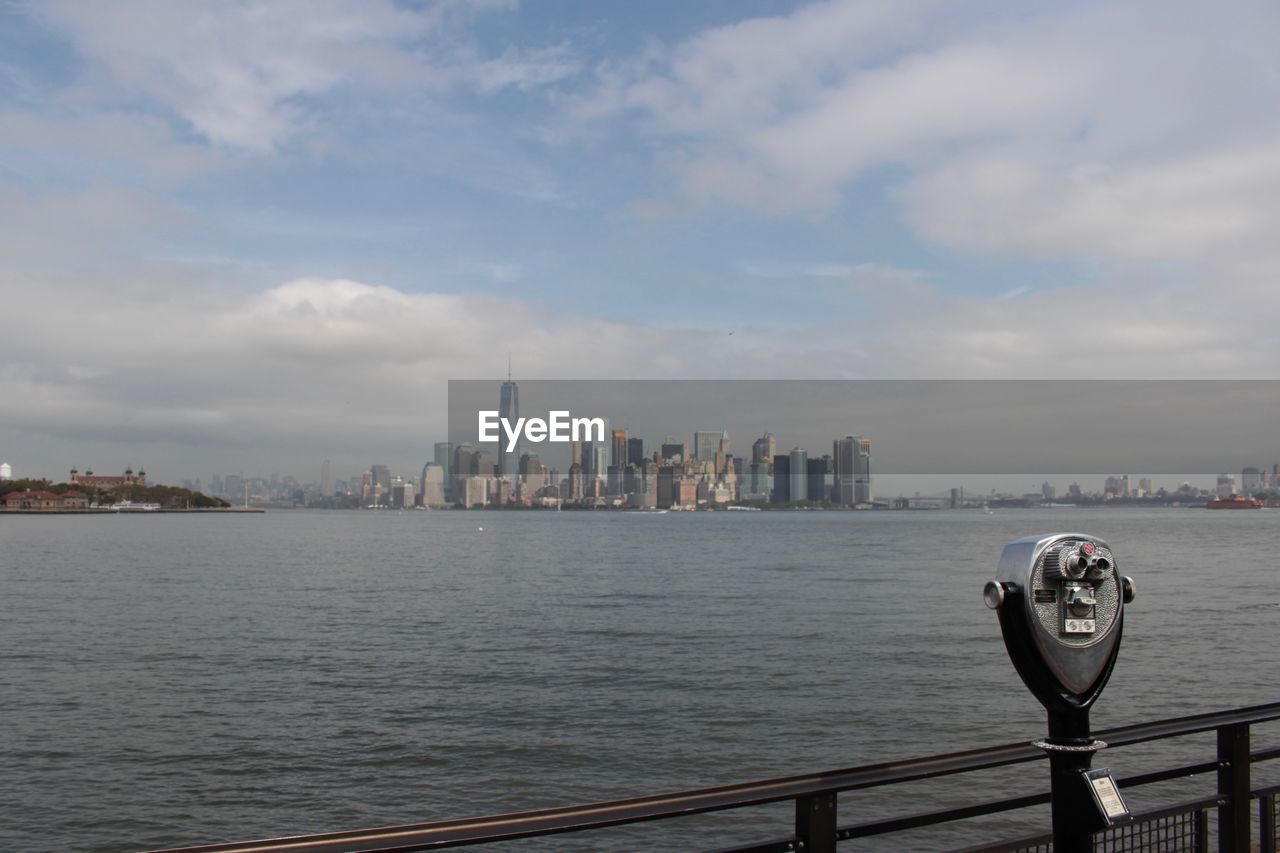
[{"xmin": 150, "ymin": 701, "xmax": 1280, "ymax": 853}]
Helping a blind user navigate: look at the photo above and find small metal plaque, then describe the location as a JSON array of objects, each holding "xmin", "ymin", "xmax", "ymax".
[
  {"xmin": 1063, "ymin": 619, "xmax": 1095, "ymax": 633},
  {"xmin": 1084, "ymin": 769, "xmax": 1130, "ymax": 825}
]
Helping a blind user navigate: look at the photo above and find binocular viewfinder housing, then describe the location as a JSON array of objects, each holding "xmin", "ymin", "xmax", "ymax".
[{"xmin": 986, "ymin": 533, "xmax": 1135, "ymax": 711}]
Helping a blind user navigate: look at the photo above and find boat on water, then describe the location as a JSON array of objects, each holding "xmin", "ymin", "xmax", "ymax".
[
  {"xmin": 107, "ymin": 500, "xmax": 162, "ymax": 512},
  {"xmin": 1206, "ymin": 494, "xmax": 1263, "ymax": 509}
]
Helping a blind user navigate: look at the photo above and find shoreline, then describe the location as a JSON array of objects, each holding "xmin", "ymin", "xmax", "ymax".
[{"xmin": 0, "ymin": 507, "xmax": 265, "ymax": 515}]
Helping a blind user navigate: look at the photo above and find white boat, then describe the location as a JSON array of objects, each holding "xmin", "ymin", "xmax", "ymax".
[{"xmin": 110, "ymin": 500, "xmax": 161, "ymax": 512}]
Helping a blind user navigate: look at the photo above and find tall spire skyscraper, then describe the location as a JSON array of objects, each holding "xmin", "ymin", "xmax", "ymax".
[{"xmin": 498, "ymin": 353, "xmax": 519, "ymax": 479}]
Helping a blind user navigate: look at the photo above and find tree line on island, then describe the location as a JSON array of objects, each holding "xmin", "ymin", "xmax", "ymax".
[{"xmin": 0, "ymin": 478, "xmax": 230, "ymax": 508}]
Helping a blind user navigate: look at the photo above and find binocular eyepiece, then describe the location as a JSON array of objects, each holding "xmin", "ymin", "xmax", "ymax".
[{"xmin": 1042, "ymin": 542, "xmax": 1112, "ymax": 582}]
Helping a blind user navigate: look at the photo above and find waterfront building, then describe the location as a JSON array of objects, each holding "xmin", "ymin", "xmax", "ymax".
[
  {"xmin": 771, "ymin": 454, "xmax": 790, "ymax": 503},
  {"xmin": 3, "ymin": 490, "xmax": 88, "ymax": 510},
  {"xmin": 722, "ymin": 460, "xmax": 738, "ymax": 500},
  {"xmin": 833, "ymin": 436, "xmax": 857, "ymax": 504},
  {"xmin": 852, "ymin": 437, "xmax": 871, "ymax": 504},
  {"xmin": 492, "ymin": 477, "xmax": 514, "ymax": 506},
  {"xmin": 789, "ymin": 448, "xmax": 808, "ymax": 503},
  {"xmin": 474, "ymin": 450, "xmax": 497, "ymax": 479},
  {"xmin": 656, "ymin": 465, "xmax": 676, "ymax": 507},
  {"xmin": 519, "ymin": 452, "xmax": 547, "ymax": 487},
  {"xmin": 806, "ymin": 456, "xmax": 829, "ymax": 503},
  {"xmin": 1042, "ymin": 482, "xmax": 1056, "ymax": 500},
  {"xmin": 746, "ymin": 461, "xmax": 772, "ymax": 500},
  {"xmin": 370, "ymin": 464, "xmax": 392, "ymax": 495},
  {"xmin": 453, "ymin": 444, "xmax": 477, "ymax": 501},
  {"xmin": 70, "ymin": 466, "xmax": 147, "ymax": 489},
  {"xmin": 420, "ymin": 463, "xmax": 446, "ymax": 507},
  {"xmin": 675, "ymin": 477, "xmax": 699, "ymax": 506},
  {"xmin": 320, "ymin": 459, "xmax": 332, "ymax": 497},
  {"xmin": 390, "ymin": 478, "xmax": 415, "ymax": 509},
  {"xmin": 593, "ymin": 445, "xmax": 608, "ymax": 486},
  {"xmin": 463, "ymin": 476, "xmax": 488, "ymax": 508},
  {"xmin": 1242, "ymin": 467, "xmax": 1261, "ymax": 495},
  {"xmin": 1217, "ymin": 473, "xmax": 1237, "ymax": 498},
  {"xmin": 434, "ymin": 442, "xmax": 453, "ymax": 501},
  {"xmin": 567, "ymin": 462, "xmax": 584, "ymax": 500},
  {"xmin": 611, "ymin": 429, "xmax": 627, "ymax": 495}
]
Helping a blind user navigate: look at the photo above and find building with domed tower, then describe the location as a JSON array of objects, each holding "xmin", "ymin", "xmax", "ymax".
[{"xmin": 69, "ymin": 466, "xmax": 148, "ymax": 489}]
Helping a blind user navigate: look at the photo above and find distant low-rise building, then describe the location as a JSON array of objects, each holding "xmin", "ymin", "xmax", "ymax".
[
  {"xmin": 69, "ymin": 467, "xmax": 147, "ymax": 489},
  {"xmin": 3, "ymin": 490, "xmax": 88, "ymax": 510}
]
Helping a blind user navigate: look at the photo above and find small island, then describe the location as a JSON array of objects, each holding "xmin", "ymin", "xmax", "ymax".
[{"xmin": 0, "ymin": 470, "xmax": 253, "ymax": 513}]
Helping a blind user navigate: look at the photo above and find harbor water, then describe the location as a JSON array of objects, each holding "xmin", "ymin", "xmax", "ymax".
[{"xmin": 2, "ymin": 508, "xmax": 1278, "ymax": 850}]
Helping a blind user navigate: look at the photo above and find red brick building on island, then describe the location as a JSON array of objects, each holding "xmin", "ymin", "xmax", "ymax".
[
  {"xmin": 69, "ymin": 467, "xmax": 147, "ymax": 489},
  {"xmin": 2, "ymin": 490, "xmax": 89, "ymax": 511}
]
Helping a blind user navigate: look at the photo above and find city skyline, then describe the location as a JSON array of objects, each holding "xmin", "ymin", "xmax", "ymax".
[{"xmin": 8, "ymin": 374, "xmax": 1280, "ymax": 497}]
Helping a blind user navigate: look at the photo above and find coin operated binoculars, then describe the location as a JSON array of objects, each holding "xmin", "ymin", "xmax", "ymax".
[{"xmin": 985, "ymin": 534, "xmax": 1137, "ymax": 853}]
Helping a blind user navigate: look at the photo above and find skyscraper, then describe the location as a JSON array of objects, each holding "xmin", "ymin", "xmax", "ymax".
[
  {"xmin": 752, "ymin": 433, "xmax": 775, "ymax": 465},
  {"xmin": 660, "ymin": 437, "xmax": 686, "ymax": 463},
  {"xmin": 771, "ymin": 453, "xmax": 790, "ymax": 503},
  {"xmin": 498, "ymin": 359, "xmax": 518, "ymax": 478},
  {"xmin": 693, "ymin": 431, "xmax": 722, "ymax": 463},
  {"xmin": 610, "ymin": 428, "xmax": 628, "ymax": 495},
  {"xmin": 593, "ymin": 445, "xmax": 609, "ymax": 484},
  {"xmin": 320, "ymin": 458, "xmax": 332, "ymax": 497},
  {"xmin": 421, "ymin": 463, "xmax": 446, "ymax": 507},
  {"xmin": 834, "ymin": 437, "xmax": 855, "ymax": 504},
  {"xmin": 611, "ymin": 429, "xmax": 628, "ymax": 470},
  {"xmin": 807, "ymin": 456, "xmax": 830, "ymax": 503},
  {"xmin": 434, "ymin": 441, "xmax": 453, "ymax": 501},
  {"xmin": 853, "ymin": 436, "xmax": 871, "ymax": 504},
  {"xmin": 834, "ymin": 435, "xmax": 871, "ymax": 504},
  {"xmin": 453, "ymin": 444, "xmax": 477, "ymax": 502},
  {"xmin": 789, "ymin": 448, "xmax": 808, "ymax": 502}
]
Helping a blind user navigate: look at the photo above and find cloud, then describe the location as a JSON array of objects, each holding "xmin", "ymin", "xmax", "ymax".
[
  {"xmin": 31, "ymin": 0, "xmax": 579, "ymax": 152},
  {"xmin": 574, "ymin": 0, "xmax": 1280, "ymax": 270},
  {"xmin": 899, "ymin": 142, "xmax": 1280, "ymax": 265}
]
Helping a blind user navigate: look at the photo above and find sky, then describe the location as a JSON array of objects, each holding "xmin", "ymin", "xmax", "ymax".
[{"xmin": 2, "ymin": 0, "xmax": 1279, "ymax": 485}]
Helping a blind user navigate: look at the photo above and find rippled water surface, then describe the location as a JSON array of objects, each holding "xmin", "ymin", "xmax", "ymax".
[{"xmin": 3, "ymin": 508, "xmax": 1278, "ymax": 851}]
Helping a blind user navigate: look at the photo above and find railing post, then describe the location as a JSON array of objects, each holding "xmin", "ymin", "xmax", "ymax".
[
  {"xmin": 1217, "ymin": 722, "xmax": 1251, "ymax": 852},
  {"xmin": 795, "ymin": 793, "xmax": 837, "ymax": 853},
  {"xmin": 1260, "ymin": 793, "xmax": 1275, "ymax": 853},
  {"xmin": 1194, "ymin": 807, "xmax": 1210, "ymax": 853}
]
